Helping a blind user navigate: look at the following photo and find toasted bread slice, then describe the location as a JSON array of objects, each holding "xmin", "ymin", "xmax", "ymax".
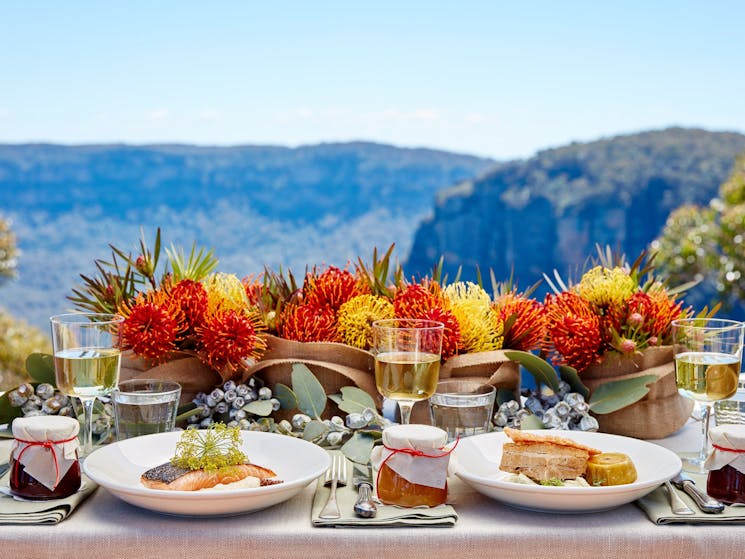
[{"xmin": 503, "ymin": 427, "xmax": 601, "ymax": 455}]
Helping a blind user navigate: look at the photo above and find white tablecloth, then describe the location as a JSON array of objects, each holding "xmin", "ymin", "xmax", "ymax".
[{"xmin": 1, "ymin": 420, "xmax": 742, "ymax": 559}]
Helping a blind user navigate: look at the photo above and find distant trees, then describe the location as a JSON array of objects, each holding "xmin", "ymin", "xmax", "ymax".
[
  {"xmin": 654, "ymin": 154, "xmax": 745, "ymax": 316},
  {"xmin": 0, "ymin": 216, "xmax": 50, "ymax": 390}
]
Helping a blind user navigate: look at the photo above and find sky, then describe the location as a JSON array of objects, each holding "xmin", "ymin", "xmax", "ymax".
[{"xmin": 0, "ymin": 1, "xmax": 743, "ymax": 160}]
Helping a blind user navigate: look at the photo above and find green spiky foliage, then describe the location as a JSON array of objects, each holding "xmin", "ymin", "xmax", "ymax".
[{"xmin": 355, "ymin": 244, "xmax": 403, "ymax": 298}]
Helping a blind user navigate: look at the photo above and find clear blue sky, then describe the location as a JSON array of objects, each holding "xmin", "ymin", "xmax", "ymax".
[{"xmin": 1, "ymin": 1, "xmax": 742, "ymax": 159}]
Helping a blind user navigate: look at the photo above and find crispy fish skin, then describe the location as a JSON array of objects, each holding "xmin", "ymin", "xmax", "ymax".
[{"xmin": 141, "ymin": 462, "xmax": 277, "ymax": 491}]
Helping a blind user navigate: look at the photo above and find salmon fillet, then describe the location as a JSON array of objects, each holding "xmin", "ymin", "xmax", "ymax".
[{"xmin": 141, "ymin": 462, "xmax": 278, "ymax": 491}]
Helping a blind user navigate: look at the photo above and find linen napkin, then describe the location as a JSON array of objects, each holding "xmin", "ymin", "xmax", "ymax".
[
  {"xmin": 311, "ymin": 458, "xmax": 457, "ymax": 527},
  {"xmin": 636, "ymin": 472, "xmax": 745, "ymax": 524},
  {"xmin": 0, "ymin": 469, "xmax": 98, "ymax": 525}
]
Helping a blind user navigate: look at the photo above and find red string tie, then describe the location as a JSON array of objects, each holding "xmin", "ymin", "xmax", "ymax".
[
  {"xmin": 12, "ymin": 435, "xmax": 78, "ymax": 489},
  {"xmin": 712, "ymin": 443, "xmax": 745, "ymax": 454}
]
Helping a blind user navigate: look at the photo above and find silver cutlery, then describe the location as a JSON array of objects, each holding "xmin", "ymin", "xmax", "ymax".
[
  {"xmin": 664, "ymin": 480, "xmax": 695, "ymax": 515},
  {"xmin": 671, "ymin": 473, "xmax": 725, "ymax": 514},
  {"xmin": 319, "ymin": 453, "xmax": 347, "ymax": 519},
  {"xmin": 352, "ymin": 463, "xmax": 377, "ymax": 518}
]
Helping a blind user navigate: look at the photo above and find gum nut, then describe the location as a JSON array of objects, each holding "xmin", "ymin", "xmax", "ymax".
[
  {"xmin": 533, "ymin": 409, "xmax": 545, "ymax": 419},
  {"xmin": 7, "ymin": 389, "xmax": 28, "ymax": 407},
  {"xmin": 214, "ymin": 402, "xmax": 229, "ymax": 414},
  {"xmin": 248, "ymin": 378, "xmax": 257, "ymax": 388},
  {"xmin": 17, "ymin": 383, "xmax": 34, "ymax": 398},
  {"xmin": 52, "ymin": 392, "xmax": 69, "ymax": 405},
  {"xmin": 223, "ymin": 390, "xmax": 237, "ymax": 403},
  {"xmin": 278, "ymin": 419, "xmax": 293, "ymax": 433},
  {"xmin": 227, "ymin": 420, "xmax": 239, "ymax": 428},
  {"xmin": 232, "ymin": 396, "xmax": 246, "ymax": 409},
  {"xmin": 346, "ymin": 413, "xmax": 367, "ymax": 429},
  {"xmin": 544, "ymin": 395, "xmax": 560, "ymax": 407},
  {"xmin": 270, "ymin": 398, "xmax": 281, "ymax": 411},
  {"xmin": 21, "ymin": 400, "xmax": 41, "ymax": 413},
  {"xmin": 238, "ymin": 419, "xmax": 251, "ymax": 430},
  {"xmin": 362, "ymin": 408, "xmax": 377, "ymax": 422},
  {"xmin": 579, "ymin": 415, "xmax": 599, "ymax": 431},
  {"xmin": 200, "ymin": 405, "xmax": 212, "ymax": 418},
  {"xmin": 524, "ymin": 396, "xmax": 543, "ymax": 414},
  {"xmin": 542, "ymin": 408, "xmax": 559, "ymax": 420},
  {"xmin": 545, "ymin": 416, "xmax": 562, "ymax": 429},
  {"xmin": 557, "ymin": 380, "xmax": 571, "ymax": 395},
  {"xmin": 206, "ymin": 395, "xmax": 217, "ymax": 408},
  {"xmin": 574, "ymin": 402, "xmax": 590, "ymax": 414},
  {"xmin": 554, "ymin": 401, "xmax": 572, "ymax": 417},
  {"xmin": 236, "ymin": 384, "xmax": 250, "ymax": 397},
  {"xmin": 200, "ymin": 418, "xmax": 215, "ymax": 428},
  {"xmin": 258, "ymin": 387, "xmax": 272, "ymax": 400},
  {"xmin": 223, "ymin": 380, "xmax": 237, "ymax": 392},
  {"xmin": 327, "ymin": 431, "xmax": 344, "ymax": 446},
  {"xmin": 331, "ymin": 415, "xmax": 345, "ymax": 427},
  {"xmin": 42, "ymin": 398, "xmax": 63, "ymax": 414},
  {"xmin": 292, "ymin": 413, "xmax": 311, "ymax": 429},
  {"xmin": 503, "ymin": 400, "xmax": 520, "ymax": 414},
  {"xmin": 494, "ymin": 412, "xmax": 509, "ymax": 427},
  {"xmin": 35, "ymin": 383, "xmax": 55, "ymax": 399},
  {"xmin": 23, "ymin": 409, "xmax": 44, "ymax": 417},
  {"xmin": 187, "ymin": 414, "xmax": 200, "ymax": 424},
  {"xmin": 234, "ymin": 409, "xmax": 247, "ymax": 420},
  {"xmin": 28, "ymin": 394, "xmax": 42, "ymax": 406},
  {"xmin": 58, "ymin": 406, "xmax": 74, "ymax": 417},
  {"xmin": 515, "ymin": 408, "xmax": 531, "ymax": 419},
  {"xmin": 563, "ymin": 393, "xmax": 585, "ymax": 407},
  {"xmin": 228, "ymin": 408, "xmax": 237, "ymax": 418},
  {"xmin": 210, "ymin": 388, "xmax": 225, "ymax": 402}
]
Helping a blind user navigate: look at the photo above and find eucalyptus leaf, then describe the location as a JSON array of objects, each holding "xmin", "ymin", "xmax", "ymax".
[
  {"xmin": 504, "ymin": 350, "xmax": 560, "ymax": 392},
  {"xmin": 519, "ymin": 414, "xmax": 546, "ymax": 430},
  {"xmin": 0, "ymin": 391, "xmax": 23, "ymax": 424},
  {"xmin": 274, "ymin": 383, "xmax": 297, "ymax": 410},
  {"xmin": 291, "ymin": 363, "xmax": 328, "ymax": 419},
  {"xmin": 328, "ymin": 394, "xmax": 343, "ymax": 405},
  {"xmin": 302, "ymin": 420, "xmax": 329, "ymax": 442},
  {"xmin": 558, "ymin": 365, "xmax": 590, "ymax": 398},
  {"xmin": 243, "ymin": 399, "xmax": 274, "ymax": 417},
  {"xmin": 337, "ymin": 386, "xmax": 378, "ymax": 415},
  {"xmin": 589, "ymin": 374, "xmax": 658, "ymax": 414},
  {"xmin": 25, "ymin": 353, "xmax": 56, "ymax": 385},
  {"xmin": 341, "ymin": 432, "xmax": 376, "ymax": 464}
]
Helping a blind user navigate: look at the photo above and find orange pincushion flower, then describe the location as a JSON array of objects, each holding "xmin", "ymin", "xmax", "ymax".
[
  {"xmin": 304, "ymin": 267, "xmax": 368, "ymax": 311},
  {"xmin": 120, "ymin": 301, "xmax": 182, "ymax": 360},
  {"xmin": 279, "ymin": 304, "xmax": 340, "ymax": 343},
  {"xmin": 544, "ymin": 292, "xmax": 604, "ymax": 372},
  {"xmin": 170, "ymin": 279, "xmax": 209, "ymax": 329},
  {"xmin": 493, "ymin": 292, "xmax": 547, "ymax": 351},
  {"xmin": 416, "ymin": 307, "xmax": 461, "ymax": 360},
  {"xmin": 197, "ymin": 309, "xmax": 266, "ymax": 373},
  {"xmin": 646, "ymin": 286, "xmax": 687, "ymax": 341},
  {"xmin": 393, "ymin": 282, "xmax": 444, "ymax": 317}
]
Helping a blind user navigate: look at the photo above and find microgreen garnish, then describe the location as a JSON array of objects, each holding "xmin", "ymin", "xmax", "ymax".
[
  {"xmin": 171, "ymin": 423, "xmax": 246, "ymax": 472},
  {"xmin": 539, "ymin": 478, "xmax": 565, "ymax": 486}
]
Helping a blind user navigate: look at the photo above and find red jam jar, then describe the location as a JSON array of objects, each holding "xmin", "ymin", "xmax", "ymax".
[
  {"xmin": 10, "ymin": 416, "xmax": 81, "ymax": 500},
  {"xmin": 706, "ymin": 424, "xmax": 745, "ymax": 505},
  {"xmin": 373, "ymin": 424, "xmax": 452, "ymax": 508}
]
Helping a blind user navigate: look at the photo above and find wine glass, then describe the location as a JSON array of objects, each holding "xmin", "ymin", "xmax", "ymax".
[
  {"xmin": 372, "ymin": 318, "xmax": 444, "ymax": 425},
  {"xmin": 50, "ymin": 313, "xmax": 124, "ymax": 457},
  {"xmin": 672, "ymin": 318, "xmax": 745, "ymax": 473}
]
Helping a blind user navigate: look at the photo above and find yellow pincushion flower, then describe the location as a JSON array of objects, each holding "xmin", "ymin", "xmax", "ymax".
[
  {"xmin": 203, "ymin": 272, "xmax": 249, "ymax": 314},
  {"xmin": 337, "ymin": 294, "xmax": 394, "ymax": 349},
  {"xmin": 576, "ymin": 266, "xmax": 635, "ymax": 310},
  {"xmin": 444, "ymin": 282, "xmax": 503, "ymax": 352}
]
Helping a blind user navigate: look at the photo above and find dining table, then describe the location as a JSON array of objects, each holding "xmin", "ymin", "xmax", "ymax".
[{"xmin": 0, "ymin": 419, "xmax": 742, "ymax": 559}]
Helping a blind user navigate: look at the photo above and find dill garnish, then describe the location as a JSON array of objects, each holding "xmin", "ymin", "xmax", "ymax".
[{"xmin": 171, "ymin": 423, "xmax": 247, "ymax": 472}]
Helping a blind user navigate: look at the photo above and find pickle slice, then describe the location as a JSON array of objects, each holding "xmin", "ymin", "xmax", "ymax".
[{"xmin": 585, "ymin": 452, "xmax": 637, "ymax": 486}]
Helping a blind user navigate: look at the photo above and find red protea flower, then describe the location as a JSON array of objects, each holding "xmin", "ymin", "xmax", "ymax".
[
  {"xmin": 646, "ymin": 287, "xmax": 687, "ymax": 341},
  {"xmin": 170, "ymin": 279, "xmax": 209, "ymax": 329},
  {"xmin": 279, "ymin": 304, "xmax": 340, "ymax": 343},
  {"xmin": 624, "ymin": 292, "xmax": 655, "ymax": 331},
  {"xmin": 493, "ymin": 292, "xmax": 547, "ymax": 351},
  {"xmin": 304, "ymin": 267, "xmax": 368, "ymax": 311},
  {"xmin": 242, "ymin": 274, "xmax": 265, "ymax": 307},
  {"xmin": 120, "ymin": 301, "xmax": 182, "ymax": 360},
  {"xmin": 393, "ymin": 282, "xmax": 443, "ymax": 317},
  {"xmin": 417, "ymin": 306, "xmax": 461, "ymax": 359},
  {"xmin": 197, "ymin": 309, "xmax": 267, "ymax": 373},
  {"xmin": 544, "ymin": 292, "xmax": 604, "ymax": 372}
]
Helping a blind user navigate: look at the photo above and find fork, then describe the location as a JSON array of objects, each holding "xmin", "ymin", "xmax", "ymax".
[{"xmin": 319, "ymin": 453, "xmax": 348, "ymax": 519}]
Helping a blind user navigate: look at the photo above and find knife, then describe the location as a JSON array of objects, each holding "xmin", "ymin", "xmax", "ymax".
[
  {"xmin": 671, "ymin": 473, "xmax": 725, "ymax": 514},
  {"xmin": 352, "ymin": 463, "xmax": 377, "ymax": 518}
]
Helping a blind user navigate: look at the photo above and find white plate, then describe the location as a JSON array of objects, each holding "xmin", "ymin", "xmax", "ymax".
[
  {"xmin": 83, "ymin": 430, "xmax": 330, "ymax": 516},
  {"xmin": 452, "ymin": 430, "xmax": 681, "ymax": 513}
]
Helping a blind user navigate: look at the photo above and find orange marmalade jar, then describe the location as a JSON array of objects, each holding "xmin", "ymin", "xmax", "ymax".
[
  {"xmin": 374, "ymin": 424, "xmax": 451, "ymax": 507},
  {"xmin": 705, "ymin": 424, "xmax": 745, "ymax": 505},
  {"xmin": 9, "ymin": 416, "xmax": 81, "ymax": 500}
]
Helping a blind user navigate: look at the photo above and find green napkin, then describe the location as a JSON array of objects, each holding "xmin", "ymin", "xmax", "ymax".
[
  {"xmin": 0, "ymin": 469, "xmax": 98, "ymax": 525},
  {"xmin": 311, "ymin": 457, "xmax": 457, "ymax": 528},
  {"xmin": 636, "ymin": 472, "xmax": 745, "ymax": 524}
]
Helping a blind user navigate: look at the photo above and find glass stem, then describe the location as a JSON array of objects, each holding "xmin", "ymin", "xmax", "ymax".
[
  {"xmin": 80, "ymin": 396, "xmax": 95, "ymax": 457},
  {"xmin": 397, "ymin": 400, "xmax": 415, "ymax": 425},
  {"xmin": 700, "ymin": 403, "xmax": 712, "ymax": 463}
]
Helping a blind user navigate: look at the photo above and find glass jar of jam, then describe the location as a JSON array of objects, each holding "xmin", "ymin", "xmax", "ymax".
[
  {"xmin": 10, "ymin": 416, "xmax": 81, "ymax": 500},
  {"xmin": 374, "ymin": 424, "xmax": 452, "ymax": 507},
  {"xmin": 705, "ymin": 424, "xmax": 745, "ymax": 505}
]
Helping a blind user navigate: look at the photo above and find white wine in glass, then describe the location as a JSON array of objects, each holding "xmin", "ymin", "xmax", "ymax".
[
  {"xmin": 372, "ymin": 319, "xmax": 444, "ymax": 425},
  {"xmin": 51, "ymin": 314, "xmax": 124, "ymax": 457}
]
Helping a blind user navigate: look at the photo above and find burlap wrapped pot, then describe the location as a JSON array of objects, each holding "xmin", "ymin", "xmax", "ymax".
[{"xmin": 581, "ymin": 346, "xmax": 693, "ymax": 440}]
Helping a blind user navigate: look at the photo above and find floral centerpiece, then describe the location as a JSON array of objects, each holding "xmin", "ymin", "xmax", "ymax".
[{"xmin": 537, "ymin": 248, "xmax": 717, "ymax": 439}]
